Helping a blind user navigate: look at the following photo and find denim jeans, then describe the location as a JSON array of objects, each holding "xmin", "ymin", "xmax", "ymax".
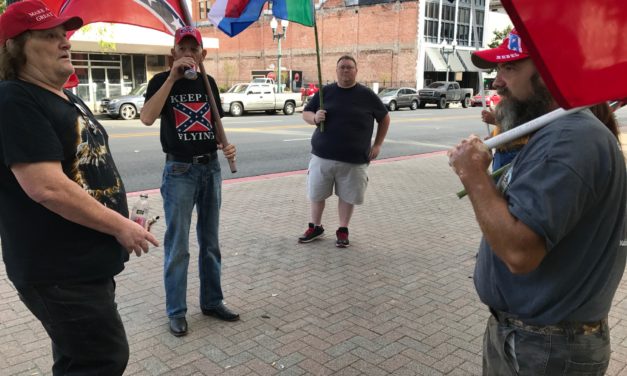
[
  {"xmin": 483, "ymin": 314, "xmax": 610, "ymax": 375},
  {"xmin": 161, "ymin": 158, "xmax": 224, "ymax": 318},
  {"xmin": 16, "ymin": 278, "xmax": 129, "ymax": 376}
]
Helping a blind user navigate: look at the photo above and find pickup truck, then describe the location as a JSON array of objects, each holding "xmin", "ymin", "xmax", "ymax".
[
  {"xmin": 418, "ymin": 81, "xmax": 473, "ymax": 109},
  {"xmin": 220, "ymin": 83, "xmax": 303, "ymax": 116}
]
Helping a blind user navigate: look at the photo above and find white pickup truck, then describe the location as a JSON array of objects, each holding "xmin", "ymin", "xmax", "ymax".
[{"xmin": 220, "ymin": 83, "xmax": 303, "ymax": 116}]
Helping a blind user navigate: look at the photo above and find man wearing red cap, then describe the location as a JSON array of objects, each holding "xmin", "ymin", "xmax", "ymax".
[
  {"xmin": 0, "ymin": 0, "xmax": 158, "ymax": 374},
  {"xmin": 448, "ymin": 30, "xmax": 626, "ymax": 375},
  {"xmin": 141, "ymin": 26, "xmax": 239, "ymax": 337}
]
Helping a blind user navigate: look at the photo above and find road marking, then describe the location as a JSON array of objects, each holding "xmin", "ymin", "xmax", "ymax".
[
  {"xmin": 284, "ymin": 138, "xmax": 311, "ymax": 142},
  {"xmin": 110, "ymin": 131, "xmax": 159, "ymax": 138},
  {"xmin": 107, "ymin": 114, "xmax": 475, "ymax": 138}
]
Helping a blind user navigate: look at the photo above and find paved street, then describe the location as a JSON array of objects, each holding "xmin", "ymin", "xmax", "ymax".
[{"xmin": 1, "ymin": 152, "xmax": 626, "ymax": 375}]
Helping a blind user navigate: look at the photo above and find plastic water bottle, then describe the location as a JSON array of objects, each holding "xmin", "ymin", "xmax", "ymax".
[{"xmin": 130, "ymin": 194, "xmax": 150, "ymax": 229}]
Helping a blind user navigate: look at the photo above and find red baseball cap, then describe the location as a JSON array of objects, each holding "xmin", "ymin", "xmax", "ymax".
[
  {"xmin": 471, "ymin": 29, "xmax": 529, "ymax": 69},
  {"xmin": 0, "ymin": 0, "xmax": 83, "ymax": 44},
  {"xmin": 175, "ymin": 26, "xmax": 203, "ymax": 47}
]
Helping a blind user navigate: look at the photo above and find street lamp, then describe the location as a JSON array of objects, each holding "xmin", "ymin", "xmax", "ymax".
[
  {"xmin": 440, "ymin": 39, "xmax": 457, "ymax": 81},
  {"xmin": 270, "ymin": 17, "xmax": 289, "ymax": 93}
]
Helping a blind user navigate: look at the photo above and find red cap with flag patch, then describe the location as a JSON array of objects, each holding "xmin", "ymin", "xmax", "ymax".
[
  {"xmin": 175, "ymin": 26, "xmax": 203, "ymax": 47},
  {"xmin": 0, "ymin": 0, "xmax": 83, "ymax": 44},
  {"xmin": 471, "ymin": 29, "xmax": 529, "ymax": 69}
]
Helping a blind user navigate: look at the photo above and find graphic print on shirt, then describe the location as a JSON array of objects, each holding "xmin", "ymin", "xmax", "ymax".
[
  {"xmin": 173, "ymin": 101, "xmax": 215, "ymax": 141},
  {"xmin": 71, "ymin": 102, "xmax": 124, "ymax": 208},
  {"xmin": 496, "ymin": 164, "xmax": 513, "ymax": 195}
]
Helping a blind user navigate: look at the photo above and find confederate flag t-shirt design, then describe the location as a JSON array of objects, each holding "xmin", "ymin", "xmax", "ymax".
[{"xmin": 172, "ymin": 99, "xmax": 215, "ymax": 141}]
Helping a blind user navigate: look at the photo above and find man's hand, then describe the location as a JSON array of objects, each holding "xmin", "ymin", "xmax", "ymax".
[
  {"xmin": 219, "ymin": 143, "xmax": 236, "ymax": 160},
  {"xmin": 313, "ymin": 110, "xmax": 326, "ymax": 125},
  {"xmin": 481, "ymin": 108, "xmax": 496, "ymax": 125},
  {"xmin": 116, "ymin": 219, "xmax": 160, "ymax": 257},
  {"xmin": 169, "ymin": 56, "xmax": 197, "ymax": 81},
  {"xmin": 447, "ymin": 135, "xmax": 492, "ymax": 180},
  {"xmin": 369, "ymin": 144, "xmax": 381, "ymax": 161}
]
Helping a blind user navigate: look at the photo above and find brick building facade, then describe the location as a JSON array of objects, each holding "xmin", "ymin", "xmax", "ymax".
[{"xmin": 194, "ymin": 0, "xmax": 489, "ymax": 92}]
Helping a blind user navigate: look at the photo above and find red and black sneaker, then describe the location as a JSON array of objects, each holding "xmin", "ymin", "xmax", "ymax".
[
  {"xmin": 298, "ymin": 223, "xmax": 324, "ymax": 243},
  {"xmin": 335, "ymin": 227, "xmax": 350, "ymax": 248}
]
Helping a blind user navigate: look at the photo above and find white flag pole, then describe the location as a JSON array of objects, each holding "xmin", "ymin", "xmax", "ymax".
[{"xmin": 484, "ymin": 107, "xmax": 585, "ymax": 149}]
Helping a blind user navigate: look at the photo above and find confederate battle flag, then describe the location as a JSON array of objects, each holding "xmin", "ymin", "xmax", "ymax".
[{"xmin": 43, "ymin": 0, "xmax": 186, "ymax": 35}]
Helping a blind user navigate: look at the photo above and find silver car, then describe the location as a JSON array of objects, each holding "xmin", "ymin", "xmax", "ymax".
[
  {"xmin": 100, "ymin": 83, "xmax": 147, "ymax": 120},
  {"xmin": 378, "ymin": 87, "xmax": 420, "ymax": 111}
]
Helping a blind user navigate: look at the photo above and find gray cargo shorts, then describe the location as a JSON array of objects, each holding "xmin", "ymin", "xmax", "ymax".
[{"xmin": 307, "ymin": 155, "xmax": 368, "ymax": 205}]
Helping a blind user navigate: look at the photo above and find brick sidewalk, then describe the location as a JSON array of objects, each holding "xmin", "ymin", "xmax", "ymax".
[{"xmin": 1, "ymin": 154, "xmax": 626, "ymax": 375}]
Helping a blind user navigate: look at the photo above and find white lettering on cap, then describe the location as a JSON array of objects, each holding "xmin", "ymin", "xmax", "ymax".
[
  {"xmin": 27, "ymin": 9, "xmax": 47, "ymax": 17},
  {"xmin": 35, "ymin": 12, "xmax": 54, "ymax": 22}
]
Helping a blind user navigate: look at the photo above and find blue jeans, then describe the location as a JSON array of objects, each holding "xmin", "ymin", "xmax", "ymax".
[
  {"xmin": 161, "ymin": 158, "xmax": 224, "ymax": 318},
  {"xmin": 483, "ymin": 314, "xmax": 610, "ymax": 375},
  {"xmin": 16, "ymin": 278, "xmax": 129, "ymax": 375}
]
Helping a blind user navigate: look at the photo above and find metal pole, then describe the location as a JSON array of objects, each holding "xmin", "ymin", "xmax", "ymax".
[
  {"xmin": 445, "ymin": 53, "xmax": 450, "ymax": 81},
  {"xmin": 277, "ymin": 37, "xmax": 282, "ymax": 93}
]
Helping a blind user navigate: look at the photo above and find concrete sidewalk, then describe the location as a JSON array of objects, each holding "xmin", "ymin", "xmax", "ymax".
[{"xmin": 1, "ymin": 153, "xmax": 626, "ymax": 375}]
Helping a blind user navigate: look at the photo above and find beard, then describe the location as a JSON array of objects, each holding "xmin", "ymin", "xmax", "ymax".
[{"xmin": 494, "ymin": 73, "xmax": 554, "ymax": 131}]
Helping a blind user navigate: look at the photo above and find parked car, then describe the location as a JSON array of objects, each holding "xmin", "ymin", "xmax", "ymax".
[
  {"xmin": 220, "ymin": 83, "xmax": 303, "ymax": 116},
  {"xmin": 471, "ymin": 90, "xmax": 501, "ymax": 107},
  {"xmin": 100, "ymin": 83, "xmax": 147, "ymax": 120},
  {"xmin": 251, "ymin": 77, "xmax": 276, "ymax": 85},
  {"xmin": 225, "ymin": 83, "xmax": 249, "ymax": 93},
  {"xmin": 378, "ymin": 87, "xmax": 420, "ymax": 111},
  {"xmin": 418, "ymin": 81, "xmax": 473, "ymax": 109}
]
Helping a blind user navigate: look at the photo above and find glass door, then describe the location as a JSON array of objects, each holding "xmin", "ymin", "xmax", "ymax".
[
  {"xmin": 91, "ymin": 68, "xmax": 106, "ymax": 110},
  {"xmin": 107, "ymin": 68, "xmax": 122, "ymax": 98}
]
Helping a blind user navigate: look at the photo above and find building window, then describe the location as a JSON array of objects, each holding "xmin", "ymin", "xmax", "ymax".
[
  {"xmin": 198, "ymin": 0, "xmax": 210, "ymax": 20},
  {"xmin": 456, "ymin": 4, "xmax": 470, "ymax": 46},
  {"xmin": 424, "ymin": 1, "xmax": 440, "ymax": 43},
  {"xmin": 440, "ymin": 3, "xmax": 455, "ymax": 42},
  {"xmin": 474, "ymin": 9, "xmax": 484, "ymax": 44}
]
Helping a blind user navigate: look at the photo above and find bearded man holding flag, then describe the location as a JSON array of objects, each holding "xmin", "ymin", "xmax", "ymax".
[{"xmin": 448, "ymin": 29, "xmax": 626, "ymax": 375}]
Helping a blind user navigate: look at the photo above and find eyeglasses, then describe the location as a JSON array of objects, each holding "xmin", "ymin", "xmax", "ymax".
[{"xmin": 337, "ymin": 65, "xmax": 356, "ymax": 70}]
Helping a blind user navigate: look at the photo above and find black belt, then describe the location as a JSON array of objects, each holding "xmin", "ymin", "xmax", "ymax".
[
  {"xmin": 490, "ymin": 308, "xmax": 605, "ymax": 336},
  {"xmin": 166, "ymin": 152, "xmax": 217, "ymax": 164}
]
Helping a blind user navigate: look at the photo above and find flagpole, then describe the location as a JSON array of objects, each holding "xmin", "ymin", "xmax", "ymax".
[
  {"xmin": 484, "ymin": 106, "xmax": 584, "ymax": 149},
  {"xmin": 312, "ymin": 3, "xmax": 325, "ymax": 132},
  {"xmin": 178, "ymin": 0, "xmax": 237, "ymax": 173}
]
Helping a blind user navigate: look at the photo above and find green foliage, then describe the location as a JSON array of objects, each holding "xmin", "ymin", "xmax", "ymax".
[
  {"xmin": 80, "ymin": 23, "xmax": 117, "ymax": 52},
  {"xmin": 488, "ymin": 25, "xmax": 513, "ymax": 48},
  {"xmin": 0, "ymin": 0, "xmax": 6, "ymax": 14}
]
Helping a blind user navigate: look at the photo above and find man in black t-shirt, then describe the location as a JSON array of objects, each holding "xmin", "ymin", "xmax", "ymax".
[
  {"xmin": 141, "ymin": 26, "xmax": 239, "ymax": 337},
  {"xmin": 0, "ymin": 1, "xmax": 158, "ymax": 375},
  {"xmin": 300, "ymin": 55, "xmax": 390, "ymax": 248}
]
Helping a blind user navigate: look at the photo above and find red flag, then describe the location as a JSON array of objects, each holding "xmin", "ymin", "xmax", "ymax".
[
  {"xmin": 501, "ymin": 0, "xmax": 627, "ymax": 109},
  {"xmin": 63, "ymin": 72, "xmax": 80, "ymax": 88},
  {"xmin": 42, "ymin": 0, "xmax": 185, "ymax": 36}
]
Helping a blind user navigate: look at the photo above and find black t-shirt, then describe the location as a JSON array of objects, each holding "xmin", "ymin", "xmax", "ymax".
[
  {"xmin": 145, "ymin": 72, "xmax": 224, "ymax": 156},
  {"xmin": 0, "ymin": 80, "xmax": 129, "ymax": 286},
  {"xmin": 304, "ymin": 83, "xmax": 388, "ymax": 164}
]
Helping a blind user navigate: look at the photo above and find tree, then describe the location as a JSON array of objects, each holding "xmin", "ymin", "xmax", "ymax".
[{"xmin": 488, "ymin": 25, "xmax": 513, "ymax": 48}]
